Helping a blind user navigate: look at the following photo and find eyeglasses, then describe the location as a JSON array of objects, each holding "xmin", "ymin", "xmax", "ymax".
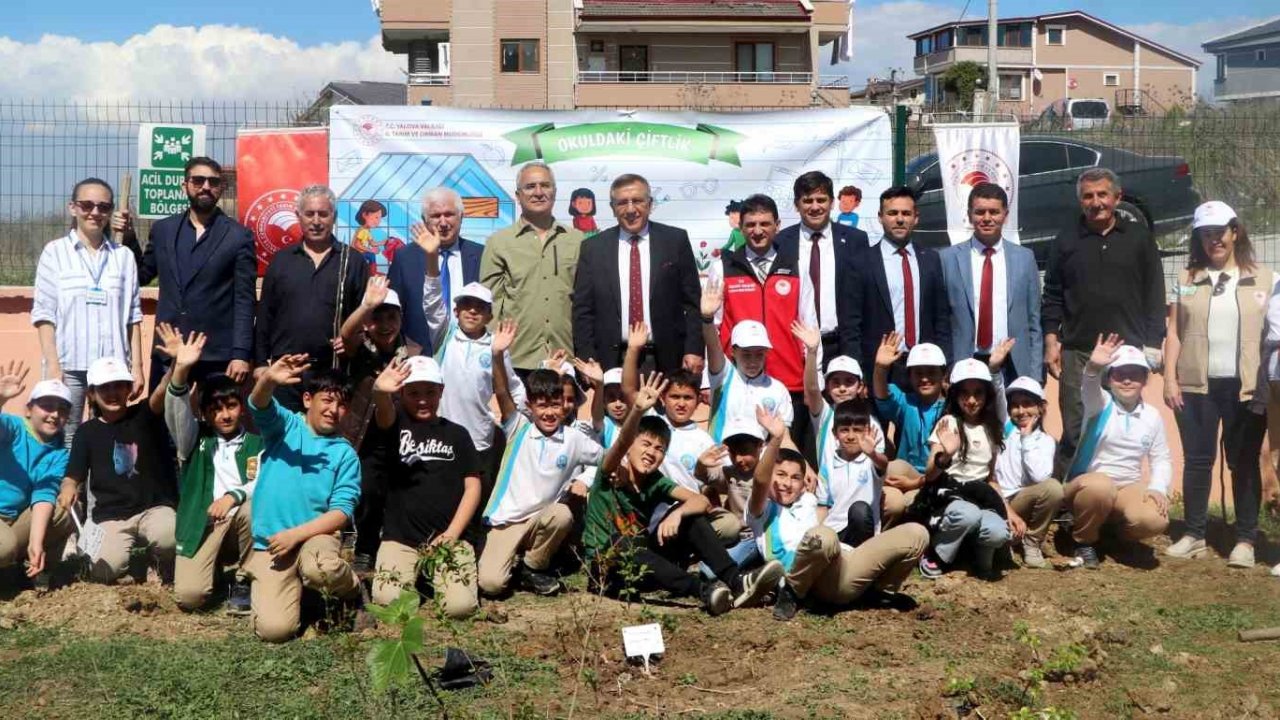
[
  {"xmin": 519, "ymin": 182, "xmax": 554, "ymax": 192},
  {"xmin": 1212, "ymin": 273, "xmax": 1231, "ymax": 297},
  {"xmin": 187, "ymin": 175, "xmax": 224, "ymax": 188},
  {"xmin": 611, "ymin": 198, "xmax": 651, "ymax": 209},
  {"xmin": 73, "ymin": 200, "xmax": 114, "ymax": 214}
]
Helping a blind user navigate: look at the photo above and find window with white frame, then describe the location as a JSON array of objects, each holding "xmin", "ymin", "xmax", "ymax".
[
  {"xmin": 1257, "ymin": 49, "xmax": 1267, "ymax": 62},
  {"xmin": 998, "ymin": 73, "xmax": 1024, "ymax": 101},
  {"xmin": 1103, "ymin": 73, "xmax": 1119, "ymax": 87},
  {"xmin": 1046, "ymin": 25, "xmax": 1065, "ymax": 46}
]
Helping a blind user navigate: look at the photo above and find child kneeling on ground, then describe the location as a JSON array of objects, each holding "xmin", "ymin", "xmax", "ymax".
[
  {"xmin": 367, "ymin": 356, "xmax": 481, "ymax": 620},
  {"xmin": 995, "ymin": 377, "xmax": 1062, "ymax": 569},
  {"xmin": 582, "ymin": 374, "xmax": 782, "ymax": 614},
  {"xmin": 754, "ymin": 407, "xmax": 929, "ymax": 621},
  {"xmin": 245, "ymin": 355, "xmax": 362, "ymax": 643}
]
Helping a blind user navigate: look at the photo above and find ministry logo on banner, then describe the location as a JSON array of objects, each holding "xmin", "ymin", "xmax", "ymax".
[{"xmin": 933, "ymin": 123, "xmax": 1021, "ymax": 245}]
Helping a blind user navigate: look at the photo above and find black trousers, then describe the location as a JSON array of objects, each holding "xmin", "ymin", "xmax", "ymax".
[
  {"xmin": 1176, "ymin": 378, "xmax": 1267, "ymax": 542},
  {"xmin": 601, "ymin": 514, "xmax": 740, "ymax": 598},
  {"xmin": 790, "ymin": 391, "xmax": 817, "ymax": 469},
  {"xmin": 839, "ymin": 501, "xmax": 876, "ymax": 548}
]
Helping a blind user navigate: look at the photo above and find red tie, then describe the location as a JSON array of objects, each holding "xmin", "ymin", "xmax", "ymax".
[
  {"xmin": 809, "ymin": 231, "xmax": 822, "ymax": 324},
  {"xmin": 898, "ymin": 248, "xmax": 915, "ymax": 347},
  {"xmin": 977, "ymin": 246, "xmax": 995, "ymax": 350},
  {"xmin": 628, "ymin": 235, "xmax": 644, "ymax": 328}
]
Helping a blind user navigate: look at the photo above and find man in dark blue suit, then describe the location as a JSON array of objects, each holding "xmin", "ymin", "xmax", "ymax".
[
  {"xmin": 124, "ymin": 157, "xmax": 256, "ymax": 389},
  {"xmin": 837, "ymin": 186, "xmax": 951, "ymax": 388},
  {"xmin": 386, "ymin": 187, "xmax": 482, "ymax": 351},
  {"xmin": 776, "ymin": 170, "xmax": 870, "ymax": 367}
]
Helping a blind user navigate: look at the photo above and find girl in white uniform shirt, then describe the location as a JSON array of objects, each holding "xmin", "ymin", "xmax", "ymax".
[{"xmin": 994, "ymin": 377, "xmax": 1063, "ymax": 569}]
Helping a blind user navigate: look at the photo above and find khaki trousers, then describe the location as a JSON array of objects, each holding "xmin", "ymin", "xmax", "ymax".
[
  {"xmin": 0, "ymin": 504, "xmax": 73, "ymax": 568},
  {"xmin": 91, "ymin": 506, "xmax": 177, "ymax": 584},
  {"xmin": 883, "ymin": 460, "xmax": 922, "ymax": 527},
  {"xmin": 1009, "ymin": 480, "xmax": 1065, "ymax": 542},
  {"xmin": 1065, "ymin": 473, "xmax": 1169, "ymax": 545},
  {"xmin": 707, "ymin": 507, "xmax": 742, "ymax": 545},
  {"xmin": 245, "ymin": 534, "xmax": 359, "ymax": 643},
  {"xmin": 787, "ymin": 523, "xmax": 929, "ymax": 605},
  {"xmin": 371, "ymin": 539, "xmax": 479, "ymax": 620},
  {"xmin": 477, "ymin": 502, "xmax": 573, "ymax": 596},
  {"xmin": 173, "ymin": 502, "xmax": 255, "ymax": 611}
]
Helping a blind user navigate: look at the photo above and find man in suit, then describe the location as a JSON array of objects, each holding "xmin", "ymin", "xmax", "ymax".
[
  {"xmin": 837, "ymin": 186, "xmax": 951, "ymax": 387},
  {"xmin": 123, "ymin": 157, "xmax": 256, "ymax": 389},
  {"xmin": 939, "ymin": 182, "xmax": 1042, "ymax": 383},
  {"xmin": 776, "ymin": 170, "xmax": 869, "ymax": 366},
  {"xmin": 572, "ymin": 174, "xmax": 703, "ymax": 375},
  {"xmin": 386, "ymin": 187, "xmax": 483, "ymax": 351}
]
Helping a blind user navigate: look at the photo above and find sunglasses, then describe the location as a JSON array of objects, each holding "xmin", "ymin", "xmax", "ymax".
[
  {"xmin": 187, "ymin": 175, "xmax": 224, "ymax": 188},
  {"xmin": 1212, "ymin": 273, "xmax": 1231, "ymax": 297},
  {"xmin": 73, "ymin": 200, "xmax": 114, "ymax": 214}
]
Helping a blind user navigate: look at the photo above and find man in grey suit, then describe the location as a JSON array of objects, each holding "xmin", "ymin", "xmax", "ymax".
[{"xmin": 939, "ymin": 183, "xmax": 1042, "ymax": 382}]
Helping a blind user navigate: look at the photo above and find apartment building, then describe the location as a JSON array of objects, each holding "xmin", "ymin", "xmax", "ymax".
[
  {"xmin": 908, "ymin": 11, "xmax": 1200, "ymax": 117},
  {"xmin": 374, "ymin": 0, "xmax": 852, "ymax": 109},
  {"xmin": 1203, "ymin": 18, "xmax": 1280, "ymax": 103}
]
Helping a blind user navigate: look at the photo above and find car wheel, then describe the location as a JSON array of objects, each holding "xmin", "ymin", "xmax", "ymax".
[{"xmin": 1115, "ymin": 200, "xmax": 1151, "ymax": 231}]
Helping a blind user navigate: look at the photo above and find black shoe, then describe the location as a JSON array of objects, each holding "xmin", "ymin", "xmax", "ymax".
[
  {"xmin": 772, "ymin": 582, "xmax": 800, "ymax": 621},
  {"xmin": 1070, "ymin": 544, "xmax": 1100, "ymax": 570},
  {"xmin": 519, "ymin": 565, "xmax": 563, "ymax": 596},
  {"xmin": 858, "ymin": 587, "xmax": 919, "ymax": 612},
  {"xmin": 732, "ymin": 559, "xmax": 783, "ymax": 609},
  {"xmin": 700, "ymin": 580, "xmax": 731, "ymax": 616},
  {"xmin": 226, "ymin": 579, "xmax": 252, "ymax": 616}
]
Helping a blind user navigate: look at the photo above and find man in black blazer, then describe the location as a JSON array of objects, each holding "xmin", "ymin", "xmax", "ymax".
[
  {"xmin": 386, "ymin": 187, "xmax": 483, "ymax": 351},
  {"xmin": 572, "ymin": 174, "xmax": 703, "ymax": 375},
  {"xmin": 838, "ymin": 186, "xmax": 952, "ymax": 387},
  {"xmin": 124, "ymin": 157, "xmax": 256, "ymax": 389},
  {"xmin": 776, "ymin": 170, "xmax": 870, "ymax": 366}
]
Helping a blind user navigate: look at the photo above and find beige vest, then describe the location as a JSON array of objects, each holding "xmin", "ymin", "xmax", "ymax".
[{"xmin": 1173, "ymin": 265, "xmax": 1274, "ymax": 402}]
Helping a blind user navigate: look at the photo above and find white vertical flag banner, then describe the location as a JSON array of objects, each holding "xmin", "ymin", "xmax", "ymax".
[{"xmin": 932, "ymin": 122, "xmax": 1020, "ymax": 245}]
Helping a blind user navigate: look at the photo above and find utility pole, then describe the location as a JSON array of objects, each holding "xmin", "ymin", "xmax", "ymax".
[{"xmin": 985, "ymin": 0, "xmax": 998, "ymax": 115}]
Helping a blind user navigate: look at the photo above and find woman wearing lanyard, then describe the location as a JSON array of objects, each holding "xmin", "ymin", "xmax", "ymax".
[
  {"xmin": 31, "ymin": 178, "xmax": 144, "ymax": 447},
  {"xmin": 1163, "ymin": 201, "xmax": 1274, "ymax": 568}
]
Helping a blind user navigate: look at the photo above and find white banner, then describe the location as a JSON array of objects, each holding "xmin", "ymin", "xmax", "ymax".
[
  {"xmin": 932, "ymin": 122, "xmax": 1020, "ymax": 245},
  {"xmin": 328, "ymin": 106, "xmax": 891, "ymax": 275}
]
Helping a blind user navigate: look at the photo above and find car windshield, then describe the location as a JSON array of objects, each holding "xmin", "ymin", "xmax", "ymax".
[
  {"xmin": 1071, "ymin": 101, "xmax": 1109, "ymax": 119},
  {"xmin": 905, "ymin": 154, "xmax": 937, "ymax": 177}
]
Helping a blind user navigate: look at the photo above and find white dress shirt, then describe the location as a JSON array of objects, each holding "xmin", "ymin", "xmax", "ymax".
[
  {"xmin": 969, "ymin": 236, "xmax": 1009, "ymax": 353},
  {"xmin": 797, "ymin": 222, "xmax": 838, "ymax": 333},
  {"xmin": 616, "ymin": 224, "xmax": 652, "ymax": 337},
  {"xmin": 875, "ymin": 238, "xmax": 921, "ymax": 351}
]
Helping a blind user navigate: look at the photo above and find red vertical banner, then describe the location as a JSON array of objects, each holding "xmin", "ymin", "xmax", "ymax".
[{"xmin": 236, "ymin": 128, "xmax": 329, "ymax": 275}]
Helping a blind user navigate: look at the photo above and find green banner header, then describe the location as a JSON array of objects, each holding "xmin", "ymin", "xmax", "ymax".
[{"xmin": 503, "ymin": 121, "xmax": 746, "ymax": 166}]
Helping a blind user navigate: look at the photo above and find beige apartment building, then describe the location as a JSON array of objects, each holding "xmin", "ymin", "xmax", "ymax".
[
  {"xmin": 908, "ymin": 11, "xmax": 1200, "ymax": 118},
  {"xmin": 375, "ymin": 0, "xmax": 851, "ymax": 109}
]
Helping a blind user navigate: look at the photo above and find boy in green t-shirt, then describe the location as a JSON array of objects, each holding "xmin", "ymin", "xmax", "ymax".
[{"xmin": 583, "ymin": 374, "xmax": 782, "ymax": 615}]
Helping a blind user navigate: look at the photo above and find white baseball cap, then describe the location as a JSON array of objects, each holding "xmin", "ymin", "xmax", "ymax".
[
  {"xmin": 602, "ymin": 368, "xmax": 623, "ymax": 386},
  {"xmin": 949, "ymin": 358, "xmax": 992, "ymax": 385},
  {"xmin": 1006, "ymin": 376, "xmax": 1045, "ymax": 400},
  {"xmin": 86, "ymin": 357, "xmax": 134, "ymax": 387},
  {"xmin": 454, "ymin": 282, "xmax": 493, "ymax": 307},
  {"xmin": 1192, "ymin": 200, "xmax": 1237, "ymax": 230},
  {"xmin": 29, "ymin": 379, "xmax": 72, "ymax": 405},
  {"xmin": 722, "ymin": 417, "xmax": 766, "ymax": 442},
  {"xmin": 377, "ymin": 289, "xmax": 402, "ymax": 309},
  {"xmin": 1108, "ymin": 345, "xmax": 1150, "ymax": 373},
  {"xmin": 825, "ymin": 355, "xmax": 863, "ymax": 379},
  {"xmin": 403, "ymin": 356, "xmax": 444, "ymax": 385},
  {"xmin": 730, "ymin": 320, "xmax": 772, "ymax": 349},
  {"xmin": 905, "ymin": 343, "xmax": 946, "ymax": 368}
]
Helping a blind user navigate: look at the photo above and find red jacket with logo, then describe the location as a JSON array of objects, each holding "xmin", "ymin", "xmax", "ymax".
[{"xmin": 718, "ymin": 248, "xmax": 804, "ymax": 392}]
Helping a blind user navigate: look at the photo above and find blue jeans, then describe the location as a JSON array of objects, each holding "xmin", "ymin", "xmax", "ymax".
[
  {"xmin": 933, "ymin": 499, "xmax": 1009, "ymax": 568},
  {"xmin": 699, "ymin": 537, "xmax": 760, "ymax": 580}
]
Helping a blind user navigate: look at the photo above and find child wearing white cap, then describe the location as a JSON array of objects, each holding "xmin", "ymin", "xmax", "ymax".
[
  {"xmin": 57, "ymin": 356, "xmax": 177, "ymax": 585},
  {"xmin": 872, "ymin": 332, "xmax": 947, "ymax": 492},
  {"xmin": 0, "ymin": 362, "xmax": 74, "ymax": 583},
  {"xmin": 994, "ymin": 377, "xmax": 1062, "ymax": 569},
  {"xmin": 366, "ymin": 355, "xmax": 482, "ymax": 619},
  {"xmin": 1062, "ymin": 333, "xmax": 1171, "ymax": 569}
]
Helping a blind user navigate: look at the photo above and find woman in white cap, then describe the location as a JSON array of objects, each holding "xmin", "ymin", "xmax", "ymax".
[{"xmin": 1163, "ymin": 201, "xmax": 1273, "ymax": 569}]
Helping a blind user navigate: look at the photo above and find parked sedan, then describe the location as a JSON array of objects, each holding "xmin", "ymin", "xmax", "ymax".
[{"xmin": 905, "ymin": 135, "xmax": 1200, "ymax": 264}]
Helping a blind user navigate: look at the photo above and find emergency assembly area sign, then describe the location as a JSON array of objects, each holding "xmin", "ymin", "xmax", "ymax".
[{"xmin": 137, "ymin": 123, "xmax": 207, "ymax": 219}]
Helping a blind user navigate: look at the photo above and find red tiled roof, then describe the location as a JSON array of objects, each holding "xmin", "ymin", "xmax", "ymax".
[{"xmin": 579, "ymin": 0, "xmax": 809, "ymax": 21}]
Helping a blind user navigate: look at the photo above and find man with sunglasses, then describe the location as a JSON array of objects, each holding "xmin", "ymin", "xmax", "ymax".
[{"xmin": 123, "ymin": 157, "xmax": 256, "ymax": 389}]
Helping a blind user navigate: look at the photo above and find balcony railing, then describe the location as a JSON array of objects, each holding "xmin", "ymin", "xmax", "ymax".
[
  {"xmin": 408, "ymin": 72, "xmax": 450, "ymax": 86},
  {"xmin": 818, "ymin": 75, "xmax": 850, "ymax": 89},
  {"xmin": 578, "ymin": 71, "xmax": 814, "ymax": 84}
]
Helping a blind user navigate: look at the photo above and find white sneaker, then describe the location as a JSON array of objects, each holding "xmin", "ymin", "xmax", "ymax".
[
  {"xmin": 1272, "ymin": 563, "xmax": 1280, "ymax": 578},
  {"xmin": 1021, "ymin": 538, "xmax": 1047, "ymax": 569},
  {"xmin": 1227, "ymin": 543, "xmax": 1255, "ymax": 569},
  {"xmin": 1165, "ymin": 536, "xmax": 1207, "ymax": 559}
]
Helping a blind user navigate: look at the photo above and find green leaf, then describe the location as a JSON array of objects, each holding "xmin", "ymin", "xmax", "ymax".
[{"xmin": 366, "ymin": 618, "xmax": 424, "ymax": 692}]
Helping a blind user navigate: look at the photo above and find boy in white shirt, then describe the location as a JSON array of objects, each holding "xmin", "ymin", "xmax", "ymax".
[
  {"xmin": 994, "ymin": 377, "xmax": 1062, "ymax": 569},
  {"xmin": 1064, "ymin": 334, "xmax": 1171, "ymax": 569},
  {"xmin": 750, "ymin": 408, "xmax": 929, "ymax": 621},
  {"xmin": 815, "ymin": 399, "xmax": 886, "ymax": 548},
  {"xmin": 478, "ymin": 321, "xmax": 604, "ymax": 597}
]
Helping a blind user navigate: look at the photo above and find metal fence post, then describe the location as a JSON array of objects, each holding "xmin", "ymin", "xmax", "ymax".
[{"xmin": 893, "ymin": 104, "xmax": 908, "ymax": 186}]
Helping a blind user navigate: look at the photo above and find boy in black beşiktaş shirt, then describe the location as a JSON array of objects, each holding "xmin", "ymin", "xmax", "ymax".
[
  {"xmin": 367, "ymin": 355, "xmax": 481, "ymax": 619},
  {"xmin": 57, "ymin": 357, "xmax": 178, "ymax": 583}
]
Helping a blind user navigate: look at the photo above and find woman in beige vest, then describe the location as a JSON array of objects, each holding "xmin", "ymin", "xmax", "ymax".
[{"xmin": 1163, "ymin": 201, "xmax": 1273, "ymax": 568}]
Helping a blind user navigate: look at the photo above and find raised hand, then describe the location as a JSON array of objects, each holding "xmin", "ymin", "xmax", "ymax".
[
  {"xmin": 697, "ymin": 444, "xmax": 729, "ymax": 470},
  {"xmin": 627, "ymin": 322, "xmax": 650, "ymax": 350},
  {"xmin": 856, "ymin": 427, "xmax": 878, "ymax": 457},
  {"xmin": 373, "ymin": 357, "xmax": 411, "ymax": 394},
  {"xmin": 0, "ymin": 360, "xmax": 30, "ymax": 403},
  {"xmin": 988, "ymin": 337, "xmax": 1016, "ymax": 373},
  {"xmin": 875, "ymin": 332, "xmax": 904, "ymax": 369},
  {"xmin": 545, "ymin": 348, "xmax": 569, "ymax": 372},
  {"xmin": 265, "ymin": 354, "xmax": 311, "ymax": 386},
  {"xmin": 700, "ymin": 278, "xmax": 724, "ymax": 318},
  {"xmin": 174, "ymin": 331, "xmax": 208, "ymax": 372},
  {"xmin": 790, "ymin": 321, "xmax": 821, "ymax": 353},
  {"xmin": 1089, "ymin": 333, "xmax": 1123, "ymax": 368},
  {"xmin": 936, "ymin": 416, "xmax": 961, "ymax": 458},
  {"xmin": 491, "ymin": 319, "xmax": 518, "ymax": 355},
  {"xmin": 154, "ymin": 322, "xmax": 184, "ymax": 360},
  {"xmin": 634, "ymin": 372, "xmax": 668, "ymax": 412},
  {"xmin": 410, "ymin": 220, "xmax": 441, "ymax": 256},
  {"xmin": 755, "ymin": 405, "xmax": 786, "ymax": 440},
  {"xmin": 361, "ymin": 275, "xmax": 391, "ymax": 309},
  {"xmin": 572, "ymin": 357, "xmax": 604, "ymax": 388}
]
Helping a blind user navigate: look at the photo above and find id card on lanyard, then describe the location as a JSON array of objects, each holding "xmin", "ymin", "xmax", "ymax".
[{"xmin": 78, "ymin": 242, "xmax": 111, "ymax": 306}]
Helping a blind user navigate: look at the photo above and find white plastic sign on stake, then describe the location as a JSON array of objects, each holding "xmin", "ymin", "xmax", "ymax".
[
  {"xmin": 621, "ymin": 623, "xmax": 665, "ymax": 674},
  {"xmin": 70, "ymin": 506, "xmax": 105, "ymax": 563}
]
